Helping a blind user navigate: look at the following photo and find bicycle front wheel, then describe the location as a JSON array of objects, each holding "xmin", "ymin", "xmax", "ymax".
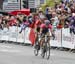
[
  {"xmin": 45, "ymin": 43, "xmax": 50, "ymax": 60},
  {"xmin": 34, "ymin": 49, "xmax": 39, "ymax": 56}
]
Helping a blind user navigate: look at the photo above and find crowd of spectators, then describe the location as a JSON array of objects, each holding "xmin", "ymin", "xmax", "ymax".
[
  {"xmin": 45, "ymin": 0, "xmax": 75, "ymax": 34},
  {"xmin": 0, "ymin": 0, "xmax": 75, "ymax": 34}
]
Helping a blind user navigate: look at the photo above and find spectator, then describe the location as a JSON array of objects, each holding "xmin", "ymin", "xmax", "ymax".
[{"xmin": 69, "ymin": 13, "xmax": 75, "ymax": 34}]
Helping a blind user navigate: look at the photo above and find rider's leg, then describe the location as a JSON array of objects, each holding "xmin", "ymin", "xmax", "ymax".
[
  {"xmin": 35, "ymin": 33, "xmax": 38, "ymax": 43},
  {"xmin": 40, "ymin": 37, "xmax": 45, "ymax": 47},
  {"xmin": 46, "ymin": 32, "xmax": 50, "ymax": 48}
]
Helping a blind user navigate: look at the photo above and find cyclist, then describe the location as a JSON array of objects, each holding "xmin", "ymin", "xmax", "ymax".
[
  {"xmin": 39, "ymin": 19, "xmax": 52, "ymax": 48},
  {"xmin": 34, "ymin": 11, "xmax": 46, "ymax": 39},
  {"xmin": 34, "ymin": 15, "xmax": 42, "ymax": 49}
]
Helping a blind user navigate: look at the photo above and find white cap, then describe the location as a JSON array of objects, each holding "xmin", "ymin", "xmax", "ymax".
[{"xmin": 72, "ymin": 13, "xmax": 75, "ymax": 16}]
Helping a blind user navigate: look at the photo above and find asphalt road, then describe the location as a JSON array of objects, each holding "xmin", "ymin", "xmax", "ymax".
[{"xmin": 0, "ymin": 43, "xmax": 75, "ymax": 64}]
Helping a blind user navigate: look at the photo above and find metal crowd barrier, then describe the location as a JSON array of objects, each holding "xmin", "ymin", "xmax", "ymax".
[
  {"xmin": 0, "ymin": 26, "xmax": 75, "ymax": 49},
  {"xmin": 50, "ymin": 28, "xmax": 75, "ymax": 49},
  {"xmin": 0, "ymin": 26, "xmax": 31, "ymax": 44}
]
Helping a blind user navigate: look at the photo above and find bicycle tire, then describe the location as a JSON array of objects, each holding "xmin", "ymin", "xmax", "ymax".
[
  {"xmin": 45, "ymin": 43, "xmax": 50, "ymax": 60},
  {"xmin": 34, "ymin": 48, "xmax": 39, "ymax": 56},
  {"xmin": 41, "ymin": 47, "xmax": 45, "ymax": 58},
  {"xmin": 41, "ymin": 42, "xmax": 46, "ymax": 58}
]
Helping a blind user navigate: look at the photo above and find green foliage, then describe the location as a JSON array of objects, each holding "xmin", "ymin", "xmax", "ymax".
[{"xmin": 40, "ymin": 0, "xmax": 60, "ymax": 12}]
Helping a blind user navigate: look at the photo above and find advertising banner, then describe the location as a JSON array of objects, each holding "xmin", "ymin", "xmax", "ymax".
[
  {"xmin": 50, "ymin": 29, "xmax": 62, "ymax": 47},
  {"xmin": 62, "ymin": 28, "xmax": 75, "ymax": 49}
]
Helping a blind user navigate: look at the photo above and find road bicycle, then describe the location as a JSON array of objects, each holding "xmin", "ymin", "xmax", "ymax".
[{"xmin": 41, "ymin": 35, "xmax": 50, "ymax": 60}]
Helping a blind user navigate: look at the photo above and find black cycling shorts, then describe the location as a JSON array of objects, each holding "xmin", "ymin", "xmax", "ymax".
[
  {"xmin": 42, "ymin": 28, "xmax": 49, "ymax": 34},
  {"xmin": 36, "ymin": 27, "xmax": 40, "ymax": 32}
]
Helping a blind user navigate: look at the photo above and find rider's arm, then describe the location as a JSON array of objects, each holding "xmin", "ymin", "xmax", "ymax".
[
  {"xmin": 40, "ymin": 24, "xmax": 45, "ymax": 34},
  {"xmin": 49, "ymin": 24, "xmax": 53, "ymax": 36}
]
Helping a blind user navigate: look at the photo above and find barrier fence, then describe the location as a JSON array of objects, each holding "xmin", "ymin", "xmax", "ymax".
[
  {"xmin": 0, "ymin": 26, "xmax": 75, "ymax": 49},
  {"xmin": 50, "ymin": 28, "xmax": 75, "ymax": 49},
  {"xmin": 0, "ymin": 26, "xmax": 32, "ymax": 44}
]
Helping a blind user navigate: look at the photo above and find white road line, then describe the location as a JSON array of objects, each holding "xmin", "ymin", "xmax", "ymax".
[
  {"xmin": 0, "ymin": 45, "xmax": 13, "ymax": 48},
  {"xmin": 0, "ymin": 49, "xmax": 21, "ymax": 53}
]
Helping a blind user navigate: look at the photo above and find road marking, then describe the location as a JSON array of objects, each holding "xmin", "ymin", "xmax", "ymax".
[
  {"xmin": 0, "ymin": 49, "xmax": 21, "ymax": 53},
  {"xmin": 0, "ymin": 45, "xmax": 13, "ymax": 48}
]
